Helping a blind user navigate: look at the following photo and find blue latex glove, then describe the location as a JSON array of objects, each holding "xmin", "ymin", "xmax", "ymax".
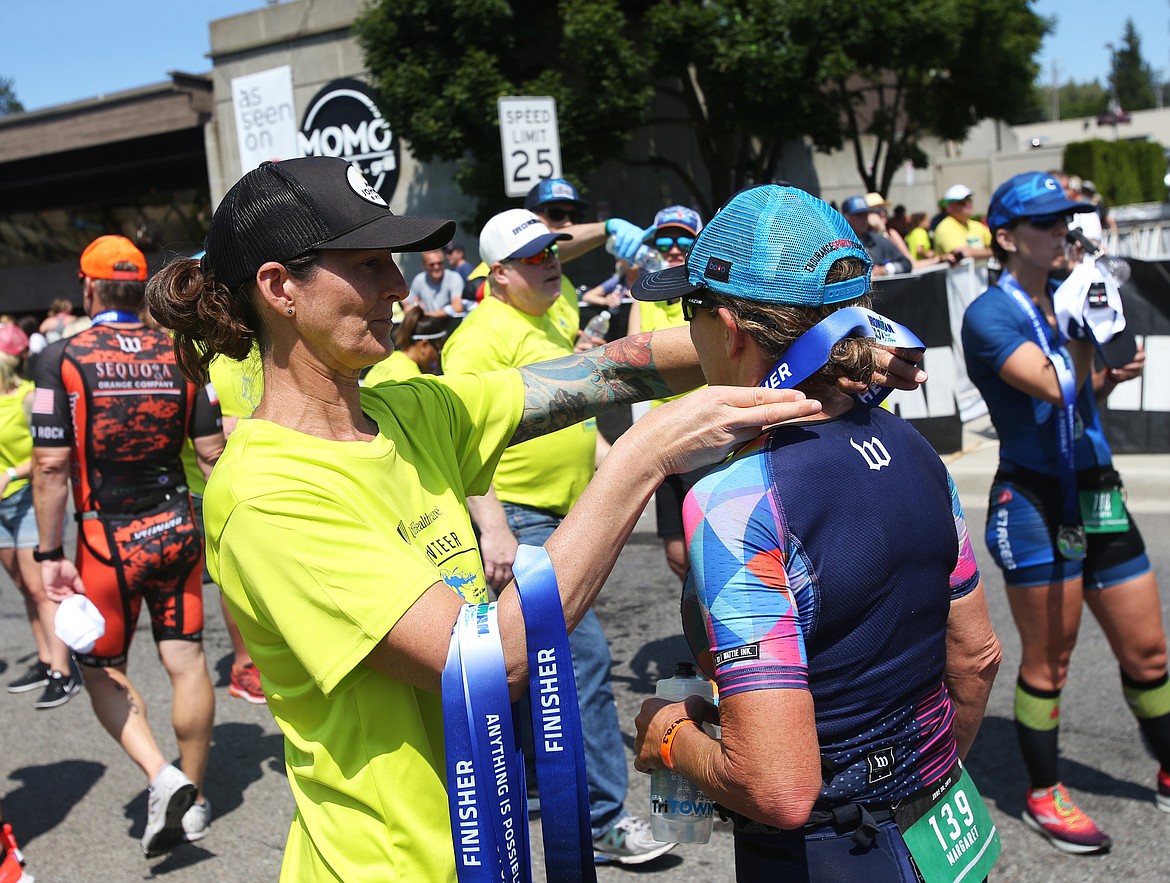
[{"xmin": 605, "ymin": 218, "xmax": 654, "ymax": 263}]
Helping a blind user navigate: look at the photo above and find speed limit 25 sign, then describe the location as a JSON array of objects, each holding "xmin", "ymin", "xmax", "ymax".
[{"xmin": 498, "ymin": 96, "xmax": 563, "ymax": 198}]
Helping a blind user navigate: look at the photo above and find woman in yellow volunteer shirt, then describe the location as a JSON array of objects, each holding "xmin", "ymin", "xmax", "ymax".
[
  {"xmin": 139, "ymin": 156, "xmax": 919, "ymax": 882},
  {"xmin": 364, "ymin": 305, "xmax": 451, "ymax": 386},
  {"xmin": 0, "ymin": 323, "xmax": 80, "ymax": 708}
]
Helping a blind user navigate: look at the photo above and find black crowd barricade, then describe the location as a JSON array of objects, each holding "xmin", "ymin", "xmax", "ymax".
[
  {"xmin": 872, "ymin": 266, "xmax": 969, "ymax": 455},
  {"xmin": 1098, "ymin": 258, "xmax": 1170, "ymax": 454}
]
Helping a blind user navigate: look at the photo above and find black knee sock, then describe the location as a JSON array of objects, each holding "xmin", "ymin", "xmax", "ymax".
[
  {"xmin": 1014, "ymin": 676, "xmax": 1061, "ymax": 790},
  {"xmin": 1121, "ymin": 670, "xmax": 1170, "ymax": 772}
]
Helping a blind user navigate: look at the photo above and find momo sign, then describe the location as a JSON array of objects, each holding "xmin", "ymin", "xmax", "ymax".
[{"xmin": 299, "ymin": 78, "xmax": 400, "ymax": 204}]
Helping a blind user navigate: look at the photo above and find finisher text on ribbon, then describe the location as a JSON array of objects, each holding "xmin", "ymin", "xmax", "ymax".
[{"xmin": 537, "ymin": 648, "xmax": 564, "ymax": 753}]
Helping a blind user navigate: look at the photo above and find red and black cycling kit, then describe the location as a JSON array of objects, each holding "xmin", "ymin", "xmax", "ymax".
[{"xmin": 31, "ymin": 321, "xmax": 222, "ymax": 666}]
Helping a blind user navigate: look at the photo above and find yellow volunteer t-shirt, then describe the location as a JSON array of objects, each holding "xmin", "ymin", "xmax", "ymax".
[
  {"xmin": 204, "ymin": 370, "xmax": 524, "ymax": 883},
  {"xmin": 479, "ymin": 274, "xmax": 580, "ymax": 351},
  {"xmin": 179, "ymin": 382, "xmax": 221, "ymax": 497},
  {"xmin": 933, "ymin": 215, "xmax": 991, "ymax": 255},
  {"xmin": 209, "ymin": 348, "xmax": 264, "ymax": 419},
  {"xmin": 0, "ymin": 381, "xmax": 32, "ymax": 499},
  {"xmin": 364, "ymin": 350, "xmax": 422, "ymax": 386},
  {"xmin": 639, "ymin": 299, "xmax": 697, "ymax": 408},
  {"xmin": 904, "ymin": 226, "xmax": 933, "ymax": 260},
  {"xmin": 441, "ymin": 295, "xmax": 596, "ymax": 514}
]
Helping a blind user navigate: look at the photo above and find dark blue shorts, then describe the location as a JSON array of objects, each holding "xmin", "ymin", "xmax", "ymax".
[
  {"xmin": 734, "ymin": 819, "xmax": 921, "ymax": 882},
  {"xmin": 983, "ymin": 466, "xmax": 1149, "ymax": 589}
]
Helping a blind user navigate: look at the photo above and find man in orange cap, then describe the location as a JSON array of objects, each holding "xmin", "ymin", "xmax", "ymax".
[{"xmin": 32, "ymin": 235, "xmax": 224, "ymax": 858}]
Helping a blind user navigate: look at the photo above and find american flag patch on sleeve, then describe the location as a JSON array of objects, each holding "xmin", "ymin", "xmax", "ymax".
[{"xmin": 32, "ymin": 388, "xmax": 55, "ymax": 415}]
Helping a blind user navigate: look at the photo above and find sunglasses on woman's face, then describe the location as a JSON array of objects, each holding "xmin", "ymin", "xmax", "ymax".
[
  {"xmin": 654, "ymin": 235, "xmax": 696, "ymax": 254},
  {"xmin": 1023, "ymin": 213, "xmax": 1072, "ymax": 231},
  {"xmin": 680, "ymin": 293, "xmax": 715, "ymax": 321},
  {"xmin": 510, "ymin": 244, "xmax": 559, "ymax": 266},
  {"xmin": 542, "ymin": 207, "xmax": 580, "ymax": 224}
]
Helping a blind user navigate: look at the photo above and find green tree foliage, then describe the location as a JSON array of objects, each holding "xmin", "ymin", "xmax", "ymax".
[
  {"xmin": 814, "ymin": 0, "xmax": 1049, "ymax": 195},
  {"xmin": 1064, "ymin": 139, "xmax": 1166, "ymax": 206},
  {"xmin": 355, "ymin": 0, "xmax": 1049, "ymax": 216},
  {"xmin": 0, "ymin": 77, "xmax": 23, "ymax": 115},
  {"xmin": 355, "ymin": 0, "xmax": 654, "ymax": 223},
  {"xmin": 1058, "ymin": 81, "xmax": 1110, "ymax": 120},
  {"xmin": 1109, "ymin": 19, "xmax": 1156, "ymax": 111},
  {"xmin": 1021, "ymin": 80, "xmax": 1109, "ymax": 124}
]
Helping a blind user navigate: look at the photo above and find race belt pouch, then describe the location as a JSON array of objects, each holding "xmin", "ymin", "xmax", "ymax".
[
  {"xmin": 1078, "ymin": 468, "xmax": 1128, "ymax": 534},
  {"xmin": 891, "ymin": 762, "xmax": 1000, "ymax": 883},
  {"xmin": 90, "ymin": 461, "xmax": 188, "ymax": 516}
]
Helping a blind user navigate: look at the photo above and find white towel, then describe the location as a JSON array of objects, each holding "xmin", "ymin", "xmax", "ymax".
[
  {"xmin": 1053, "ymin": 255, "xmax": 1126, "ymax": 344},
  {"xmin": 54, "ymin": 594, "xmax": 106, "ymax": 654}
]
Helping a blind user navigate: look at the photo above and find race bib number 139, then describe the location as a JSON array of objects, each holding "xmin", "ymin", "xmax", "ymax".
[{"xmin": 895, "ymin": 765, "xmax": 1000, "ymax": 883}]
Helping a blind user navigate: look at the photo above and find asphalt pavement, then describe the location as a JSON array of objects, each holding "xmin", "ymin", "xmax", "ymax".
[{"xmin": 3, "ymin": 416, "xmax": 1170, "ymax": 881}]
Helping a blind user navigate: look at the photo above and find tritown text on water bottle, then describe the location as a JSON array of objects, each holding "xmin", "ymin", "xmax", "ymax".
[{"xmin": 649, "ymin": 662, "xmax": 717, "ymax": 844}]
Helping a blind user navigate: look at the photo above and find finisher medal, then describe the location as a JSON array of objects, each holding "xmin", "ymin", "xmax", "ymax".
[{"xmin": 1057, "ymin": 525, "xmax": 1086, "ymax": 561}]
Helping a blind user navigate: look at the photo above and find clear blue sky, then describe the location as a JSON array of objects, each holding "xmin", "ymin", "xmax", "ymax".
[{"xmin": 0, "ymin": 0, "xmax": 1167, "ymax": 113}]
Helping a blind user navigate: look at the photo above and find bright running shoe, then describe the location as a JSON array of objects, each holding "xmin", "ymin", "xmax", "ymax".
[
  {"xmin": 1023, "ymin": 784, "xmax": 1112, "ymax": 854},
  {"xmin": 182, "ymin": 798, "xmax": 211, "ymax": 842},
  {"xmin": 0, "ymin": 822, "xmax": 33, "ymax": 883},
  {"xmin": 1157, "ymin": 770, "xmax": 1170, "ymax": 813},
  {"xmin": 6, "ymin": 661, "xmax": 49, "ymax": 694},
  {"xmin": 228, "ymin": 663, "xmax": 266, "ymax": 705},
  {"xmin": 593, "ymin": 815, "xmax": 676, "ymax": 865},
  {"xmin": 142, "ymin": 765, "xmax": 196, "ymax": 858}
]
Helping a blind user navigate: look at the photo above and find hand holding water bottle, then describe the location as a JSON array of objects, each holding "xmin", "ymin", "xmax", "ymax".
[
  {"xmin": 634, "ymin": 663, "xmax": 719, "ymax": 844},
  {"xmin": 605, "ymin": 218, "xmax": 663, "ymax": 271}
]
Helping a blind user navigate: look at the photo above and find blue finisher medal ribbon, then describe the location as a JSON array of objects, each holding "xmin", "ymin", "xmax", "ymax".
[
  {"xmin": 444, "ymin": 547, "xmax": 595, "ymax": 882},
  {"xmin": 444, "ymin": 603, "xmax": 528, "ymax": 883},
  {"xmin": 999, "ymin": 271, "xmax": 1085, "ymax": 560},
  {"xmin": 513, "ymin": 545, "xmax": 596, "ymax": 883},
  {"xmin": 92, "ymin": 310, "xmax": 143, "ymax": 325},
  {"xmin": 759, "ymin": 306, "xmax": 924, "ymax": 407}
]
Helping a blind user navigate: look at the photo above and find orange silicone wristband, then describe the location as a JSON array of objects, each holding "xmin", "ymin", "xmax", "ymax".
[{"xmin": 659, "ymin": 717, "xmax": 697, "ymax": 770}]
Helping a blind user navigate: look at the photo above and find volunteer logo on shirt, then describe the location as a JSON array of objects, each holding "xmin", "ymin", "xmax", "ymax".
[
  {"xmin": 713, "ymin": 643, "xmax": 760, "ymax": 668},
  {"xmin": 396, "ymin": 520, "xmax": 410, "ymax": 544},
  {"xmin": 865, "ymin": 746, "xmax": 896, "ymax": 784}
]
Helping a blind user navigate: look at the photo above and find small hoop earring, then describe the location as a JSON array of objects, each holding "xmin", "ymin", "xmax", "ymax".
[{"xmin": 286, "ymin": 307, "xmax": 294, "ymax": 316}]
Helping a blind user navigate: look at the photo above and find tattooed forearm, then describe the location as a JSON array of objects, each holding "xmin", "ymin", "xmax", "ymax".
[{"xmin": 513, "ymin": 333, "xmax": 675, "ymax": 444}]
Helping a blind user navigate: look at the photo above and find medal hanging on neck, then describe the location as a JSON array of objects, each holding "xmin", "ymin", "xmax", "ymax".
[{"xmin": 999, "ymin": 270, "xmax": 1085, "ymax": 561}]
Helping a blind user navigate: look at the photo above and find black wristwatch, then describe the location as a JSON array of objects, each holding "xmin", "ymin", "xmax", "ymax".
[{"xmin": 32, "ymin": 545, "xmax": 65, "ymax": 562}]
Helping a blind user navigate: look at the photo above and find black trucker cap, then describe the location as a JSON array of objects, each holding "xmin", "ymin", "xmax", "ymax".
[{"xmin": 203, "ymin": 156, "xmax": 456, "ymax": 290}]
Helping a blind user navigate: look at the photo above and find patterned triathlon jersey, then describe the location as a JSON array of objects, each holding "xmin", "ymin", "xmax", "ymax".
[
  {"xmin": 30, "ymin": 324, "xmax": 221, "ymax": 513},
  {"xmin": 681, "ymin": 405, "xmax": 980, "ymax": 807}
]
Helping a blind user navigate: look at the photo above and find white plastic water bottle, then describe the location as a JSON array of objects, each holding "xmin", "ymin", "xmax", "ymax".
[
  {"xmin": 649, "ymin": 662, "xmax": 716, "ymax": 844},
  {"xmin": 605, "ymin": 234, "xmax": 666, "ymax": 273},
  {"xmin": 582, "ymin": 309, "xmax": 611, "ymax": 342}
]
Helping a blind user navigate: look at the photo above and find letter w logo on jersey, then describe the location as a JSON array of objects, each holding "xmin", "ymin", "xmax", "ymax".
[
  {"xmin": 850, "ymin": 436, "xmax": 892, "ymax": 471},
  {"xmin": 115, "ymin": 334, "xmax": 142, "ymax": 354}
]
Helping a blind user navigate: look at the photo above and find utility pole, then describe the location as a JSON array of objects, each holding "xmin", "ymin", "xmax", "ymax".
[{"xmin": 1050, "ymin": 60, "xmax": 1060, "ymax": 121}]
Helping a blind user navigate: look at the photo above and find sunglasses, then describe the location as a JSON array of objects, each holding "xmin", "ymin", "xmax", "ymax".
[
  {"xmin": 510, "ymin": 244, "xmax": 559, "ymax": 266},
  {"xmin": 1022, "ymin": 213, "xmax": 1072, "ymax": 231},
  {"xmin": 654, "ymin": 235, "xmax": 696, "ymax": 254},
  {"xmin": 542, "ymin": 207, "xmax": 580, "ymax": 224},
  {"xmin": 681, "ymin": 293, "xmax": 716, "ymax": 321}
]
